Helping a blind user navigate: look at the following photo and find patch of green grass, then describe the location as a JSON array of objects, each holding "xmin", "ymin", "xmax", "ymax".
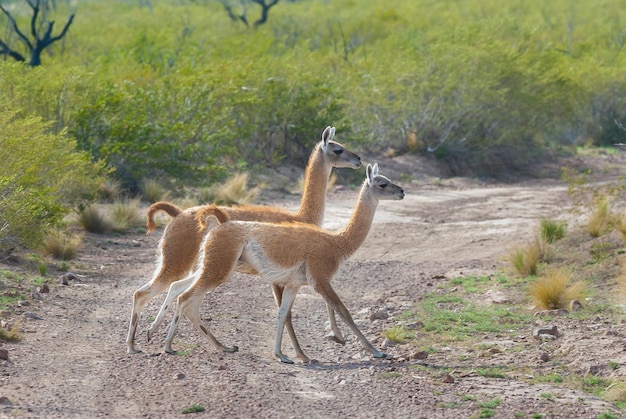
[
  {"xmin": 33, "ymin": 277, "xmax": 47, "ymax": 286},
  {"xmin": 181, "ymin": 404, "xmax": 205, "ymax": 414},
  {"xmin": 597, "ymin": 412, "xmax": 620, "ymax": 419},
  {"xmin": 582, "ymin": 375, "xmax": 613, "ymax": 397},
  {"xmin": 383, "ymin": 325, "xmax": 414, "ymax": 343},
  {"xmin": 449, "ymin": 275, "xmax": 492, "ymax": 293},
  {"xmin": 438, "ymin": 401, "xmax": 460, "ymax": 409},
  {"xmin": 540, "ymin": 392, "xmax": 555, "ymax": 402},
  {"xmin": 416, "ymin": 294, "xmax": 533, "ymax": 342},
  {"xmin": 475, "ymin": 368, "xmax": 506, "ymax": 379},
  {"xmin": 37, "ymin": 261, "xmax": 48, "ymax": 276},
  {"xmin": 377, "ymin": 372, "xmax": 403, "ymax": 379},
  {"xmin": 534, "ymin": 373, "xmax": 564, "ymax": 384},
  {"xmin": 110, "ymin": 196, "xmax": 144, "ymax": 232}
]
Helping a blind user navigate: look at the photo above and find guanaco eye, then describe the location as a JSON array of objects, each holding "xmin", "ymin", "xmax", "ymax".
[
  {"xmin": 333, "ymin": 148, "xmax": 344, "ymax": 155},
  {"xmin": 380, "ymin": 183, "xmax": 388, "ymax": 188}
]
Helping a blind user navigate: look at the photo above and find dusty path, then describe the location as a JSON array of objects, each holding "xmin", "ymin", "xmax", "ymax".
[{"xmin": 0, "ymin": 175, "xmax": 623, "ymax": 418}]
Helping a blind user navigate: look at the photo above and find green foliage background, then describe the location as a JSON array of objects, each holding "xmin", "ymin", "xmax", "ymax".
[{"xmin": 0, "ymin": 0, "xmax": 625, "ymax": 251}]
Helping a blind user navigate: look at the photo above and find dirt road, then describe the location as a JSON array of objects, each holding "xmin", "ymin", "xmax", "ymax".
[{"xmin": 1, "ymin": 165, "xmax": 625, "ymax": 418}]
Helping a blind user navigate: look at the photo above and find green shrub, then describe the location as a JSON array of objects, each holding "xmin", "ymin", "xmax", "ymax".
[{"xmin": 0, "ymin": 110, "xmax": 107, "ymax": 258}]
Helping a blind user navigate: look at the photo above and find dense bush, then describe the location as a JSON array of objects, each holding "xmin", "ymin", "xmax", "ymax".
[
  {"xmin": 0, "ymin": 109, "xmax": 107, "ymax": 257},
  {"xmin": 1, "ymin": 0, "xmax": 625, "ymax": 197}
]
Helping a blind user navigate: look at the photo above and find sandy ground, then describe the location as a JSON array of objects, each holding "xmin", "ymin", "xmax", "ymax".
[{"xmin": 2, "ymin": 153, "xmax": 626, "ymax": 418}]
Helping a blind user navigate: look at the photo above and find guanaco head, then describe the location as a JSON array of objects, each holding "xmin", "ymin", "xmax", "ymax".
[
  {"xmin": 320, "ymin": 126, "xmax": 362, "ymax": 169},
  {"xmin": 366, "ymin": 163, "xmax": 405, "ymax": 201}
]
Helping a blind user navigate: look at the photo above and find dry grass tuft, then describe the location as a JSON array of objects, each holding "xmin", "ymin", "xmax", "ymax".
[
  {"xmin": 615, "ymin": 211, "xmax": 626, "ymax": 243},
  {"xmin": 140, "ymin": 178, "xmax": 170, "ymax": 203},
  {"xmin": 213, "ymin": 172, "xmax": 259, "ymax": 205},
  {"xmin": 110, "ymin": 196, "xmax": 144, "ymax": 231},
  {"xmin": 98, "ymin": 179, "xmax": 122, "ymax": 202},
  {"xmin": 0, "ymin": 318, "xmax": 23, "ymax": 342},
  {"xmin": 510, "ymin": 236, "xmax": 552, "ymax": 276},
  {"xmin": 77, "ymin": 205, "xmax": 114, "ymax": 234},
  {"xmin": 530, "ymin": 269, "xmax": 588, "ymax": 311},
  {"xmin": 42, "ymin": 230, "xmax": 83, "ymax": 260},
  {"xmin": 605, "ymin": 382, "xmax": 626, "ymax": 403},
  {"xmin": 586, "ymin": 196, "xmax": 609, "ymax": 237}
]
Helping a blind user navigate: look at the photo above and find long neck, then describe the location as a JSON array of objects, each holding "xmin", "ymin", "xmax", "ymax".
[
  {"xmin": 336, "ymin": 181, "xmax": 378, "ymax": 259},
  {"xmin": 296, "ymin": 143, "xmax": 330, "ymax": 225}
]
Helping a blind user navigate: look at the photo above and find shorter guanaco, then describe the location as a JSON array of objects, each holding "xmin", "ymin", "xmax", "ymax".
[
  {"xmin": 126, "ymin": 126, "xmax": 361, "ymax": 354},
  {"xmin": 163, "ymin": 163, "xmax": 404, "ymax": 363}
]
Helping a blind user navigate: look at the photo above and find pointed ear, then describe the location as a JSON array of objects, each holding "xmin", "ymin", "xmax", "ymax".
[
  {"xmin": 366, "ymin": 164, "xmax": 373, "ymax": 185},
  {"xmin": 322, "ymin": 126, "xmax": 335, "ymax": 147},
  {"xmin": 372, "ymin": 162, "xmax": 379, "ymax": 177}
]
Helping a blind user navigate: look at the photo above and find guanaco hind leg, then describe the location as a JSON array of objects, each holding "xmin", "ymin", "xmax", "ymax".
[
  {"xmin": 274, "ymin": 285, "xmax": 301, "ymax": 364},
  {"xmin": 146, "ymin": 274, "xmax": 196, "ymax": 342},
  {"xmin": 272, "ymin": 284, "xmax": 310, "ymax": 363}
]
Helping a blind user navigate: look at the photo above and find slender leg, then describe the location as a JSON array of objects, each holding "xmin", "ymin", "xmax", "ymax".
[
  {"xmin": 126, "ymin": 276, "xmax": 172, "ymax": 353},
  {"xmin": 325, "ymin": 304, "xmax": 346, "ymax": 345},
  {"xmin": 274, "ymin": 286, "xmax": 301, "ymax": 364},
  {"xmin": 272, "ymin": 284, "xmax": 310, "ymax": 363},
  {"xmin": 146, "ymin": 274, "xmax": 196, "ymax": 341},
  {"xmin": 164, "ymin": 291, "xmax": 239, "ymax": 354},
  {"xmin": 315, "ymin": 283, "xmax": 389, "ymax": 359}
]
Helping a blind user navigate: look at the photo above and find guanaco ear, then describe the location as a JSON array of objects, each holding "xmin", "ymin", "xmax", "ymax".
[
  {"xmin": 321, "ymin": 126, "xmax": 335, "ymax": 148},
  {"xmin": 366, "ymin": 163, "xmax": 379, "ymax": 185}
]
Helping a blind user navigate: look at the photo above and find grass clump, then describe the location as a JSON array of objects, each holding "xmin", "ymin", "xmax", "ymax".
[
  {"xmin": 383, "ymin": 325, "xmax": 414, "ymax": 343},
  {"xmin": 540, "ymin": 219, "xmax": 567, "ymax": 243},
  {"xmin": 110, "ymin": 196, "xmax": 143, "ymax": 231},
  {"xmin": 77, "ymin": 205, "xmax": 114, "ymax": 234},
  {"xmin": 510, "ymin": 236, "xmax": 552, "ymax": 276},
  {"xmin": 529, "ymin": 269, "xmax": 587, "ymax": 311},
  {"xmin": 181, "ymin": 404, "xmax": 205, "ymax": 414},
  {"xmin": 0, "ymin": 318, "xmax": 23, "ymax": 342},
  {"xmin": 140, "ymin": 179, "xmax": 170, "ymax": 203},
  {"xmin": 212, "ymin": 172, "xmax": 260, "ymax": 205},
  {"xmin": 586, "ymin": 196, "xmax": 610, "ymax": 237},
  {"xmin": 42, "ymin": 229, "xmax": 83, "ymax": 260}
]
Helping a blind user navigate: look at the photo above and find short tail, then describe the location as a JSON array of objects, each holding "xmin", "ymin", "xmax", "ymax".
[
  {"xmin": 194, "ymin": 204, "xmax": 230, "ymax": 229},
  {"xmin": 146, "ymin": 201, "xmax": 183, "ymax": 235}
]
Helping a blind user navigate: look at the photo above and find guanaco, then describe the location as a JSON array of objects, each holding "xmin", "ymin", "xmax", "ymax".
[
  {"xmin": 126, "ymin": 126, "xmax": 361, "ymax": 354},
  {"xmin": 163, "ymin": 163, "xmax": 404, "ymax": 364}
]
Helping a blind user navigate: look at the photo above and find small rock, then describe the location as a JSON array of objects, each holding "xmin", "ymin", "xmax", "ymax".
[
  {"xmin": 0, "ymin": 396, "xmax": 12, "ymax": 406},
  {"xmin": 539, "ymin": 352, "xmax": 550, "ymax": 362},
  {"xmin": 0, "ymin": 349, "xmax": 8, "ymax": 360},
  {"xmin": 441, "ymin": 373, "xmax": 455, "ymax": 383},
  {"xmin": 176, "ymin": 373, "xmax": 185, "ymax": 380},
  {"xmin": 404, "ymin": 321, "xmax": 424, "ymax": 330},
  {"xmin": 570, "ymin": 300, "xmax": 583, "ymax": 311},
  {"xmin": 588, "ymin": 364, "xmax": 606, "ymax": 376},
  {"xmin": 533, "ymin": 325, "xmax": 559, "ymax": 339},
  {"xmin": 58, "ymin": 272, "xmax": 77, "ymax": 285},
  {"xmin": 23, "ymin": 312, "xmax": 43, "ymax": 320},
  {"xmin": 369, "ymin": 309, "xmax": 389, "ymax": 321},
  {"xmin": 382, "ymin": 339, "xmax": 395, "ymax": 348},
  {"xmin": 409, "ymin": 351, "xmax": 429, "ymax": 360},
  {"xmin": 17, "ymin": 300, "xmax": 30, "ymax": 307},
  {"xmin": 39, "ymin": 283, "xmax": 50, "ymax": 293},
  {"xmin": 488, "ymin": 347, "xmax": 502, "ymax": 354},
  {"xmin": 31, "ymin": 290, "xmax": 42, "ymax": 300},
  {"xmin": 396, "ymin": 357, "xmax": 407, "ymax": 362}
]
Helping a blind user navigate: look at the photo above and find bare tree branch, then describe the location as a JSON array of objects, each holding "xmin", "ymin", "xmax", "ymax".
[
  {"xmin": 250, "ymin": 0, "xmax": 279, "ymax": 27},
  {"xmin": 0, "ymin": 0, "xmax": 75, "ymax": 66}
]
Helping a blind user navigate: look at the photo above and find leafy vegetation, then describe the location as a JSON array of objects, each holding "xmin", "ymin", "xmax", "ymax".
[{"xmin": 0, "ymin": 109, "xmax": 107, "ymax": 258}]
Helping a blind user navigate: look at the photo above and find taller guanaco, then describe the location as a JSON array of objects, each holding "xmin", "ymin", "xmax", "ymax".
[{"xmin": 126, "ymin": 126, "xmax": 361, "ymax": 354}]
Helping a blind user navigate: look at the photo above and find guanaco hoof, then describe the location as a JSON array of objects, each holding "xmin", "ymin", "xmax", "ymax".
[
  {"xmin": 127, "ymin": 348, "xmax": 142, "ymax": 354},
  {"xmin": 225, "ymin": 346, "xmax": 239, "ymax": 353},
  {"xmin": 325, "ymin": 334, "xmax": 346, "ymax": 345},
  {"xmin": 280, "ymin": 357, "xmax": 295, "ymax": 364}
]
